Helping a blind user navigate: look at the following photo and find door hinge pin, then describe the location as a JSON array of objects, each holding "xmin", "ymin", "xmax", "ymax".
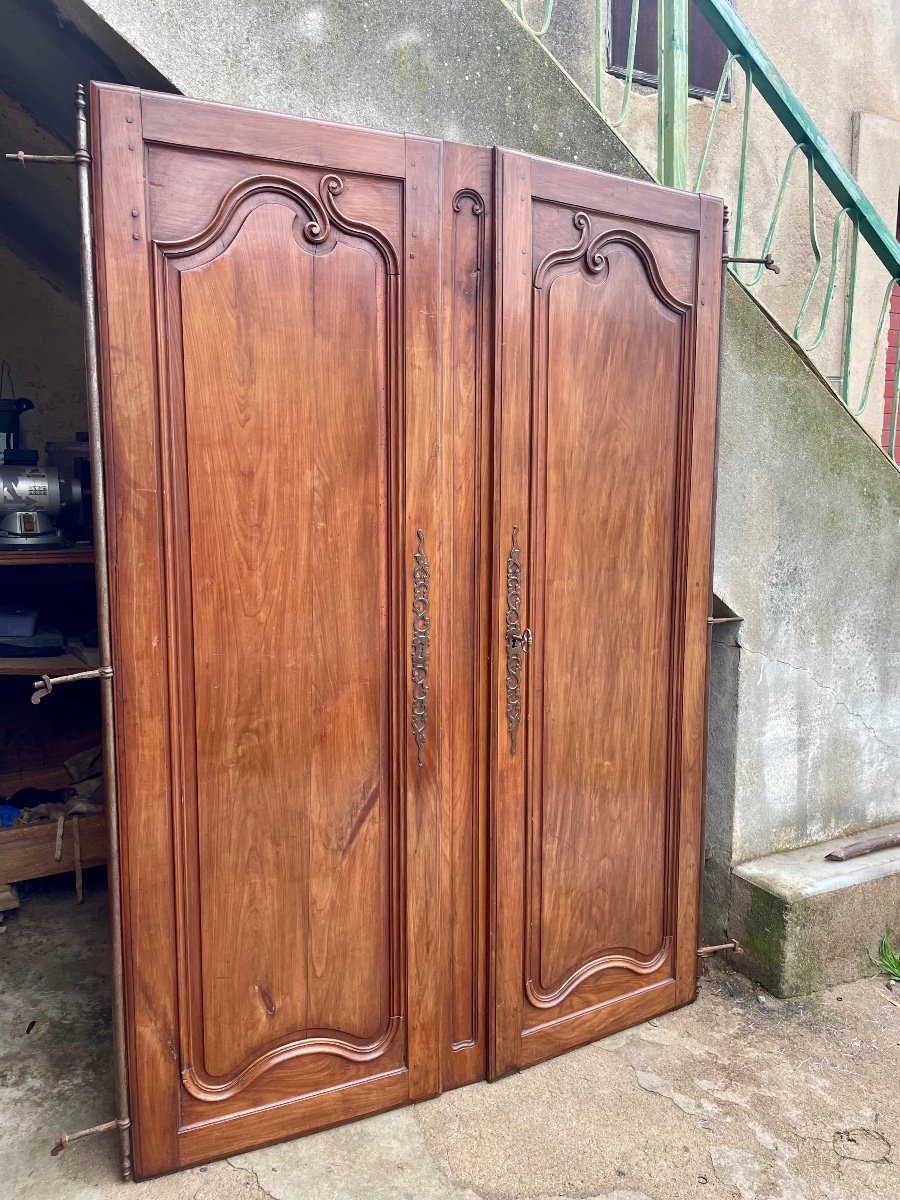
[
  {"xmin": 4, "ymin": 149, "xmax": 91, "ymax": 166},
  {"xmin": 51, "ymin": 1116, "xmax": 130, "ymax": 1158},
  {"xmin": 723, "ymin": 253, "xmax": 779, "ymax": 274},
  {"xmin": 31, "ymin": 665, "xmax": 113, "ymax": 705},
  {"xmin": 698, "ymin": 939, "xmax": 741, "ymax": 957}
]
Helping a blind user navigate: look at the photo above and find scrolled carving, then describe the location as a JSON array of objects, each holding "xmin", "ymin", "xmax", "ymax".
[
  {"xmin": 319, "ymin": 172, "xmax": 400, "ymax": 275},
  {"xmin": 452, "ymin": 186, "xmax": 485, "ymax": 217},
  {"xmin": 585, "ymin": 236, "xmax": 608, "ymax": 276},
  {"xmin": 533, "ymin": 211, "xmax": 689, "ymax": 312},
  {"xmin": 533, "ymin": 210, "xmax": 590, "ymax": 288},
  {"xmin": 157, "ymin": 174, "xmax": 332, "ymax": 259},
  {"xmin": 505, "ymin": 526, "xmax": 523, "ymax": 754},
  {"xmin": 411, "ymin": 528, "xmax": 431, "ymax": 768}
]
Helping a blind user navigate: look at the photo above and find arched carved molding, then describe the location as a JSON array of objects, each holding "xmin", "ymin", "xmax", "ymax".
[
  {"xmin": 525, "ymin": 937, "xmax": 672, "ymax": 1010},
  {"xmin": 533, "ymin": 211, "xmax": 689, "ymax": 315},
  {"xmin": 181, "ymin": 1015, "xmax": 403, "ymax": 1101},
  {"xmin": 156, "ymin": 172, "xmax": 402, "ymax": 278},
  {"xmin": 452, "ymin": 186, "xmax": 485, "ymax": 217},
  {"xmin": 156, "ymin": 174, "xmax": 332, "ymax": 262}
]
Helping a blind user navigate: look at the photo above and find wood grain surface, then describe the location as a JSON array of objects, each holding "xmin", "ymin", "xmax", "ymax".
[
  {"xmin": 91, "ymin": 85, "xmax": 722, "ymax": 1174},
  {"xmin": 490, "ymin": 150, "xmax": 723, "ymax": 1074}
]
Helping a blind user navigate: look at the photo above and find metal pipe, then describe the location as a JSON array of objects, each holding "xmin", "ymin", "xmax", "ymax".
[
  {"xmin": 657, "ymin": 0, "xmax": 689, "ymax": 189},
  {"xmin": 74, "ymin": 82, "xmax": 132, "ymax": 1182}
]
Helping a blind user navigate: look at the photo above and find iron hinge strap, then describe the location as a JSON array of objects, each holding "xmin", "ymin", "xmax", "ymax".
[{"xmin": 31, "ymin": 665, "xmax": 113, "ymax": 705}]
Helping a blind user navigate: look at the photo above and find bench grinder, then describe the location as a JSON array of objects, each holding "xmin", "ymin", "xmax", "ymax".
[
  {"xmin": 0, "ymin": 465, "xmax": 83, "ymax": 548},
  {"xmin": 0, "ymin": 395, "xmax": 83, "ymax": 549}
]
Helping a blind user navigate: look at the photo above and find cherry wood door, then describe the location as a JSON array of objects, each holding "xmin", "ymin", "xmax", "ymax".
[
  {"xmin": 91, "ymin": 84, "xmax": 454, "ymax": 1177},
  {"xmin": 490, "ymin": 151, "xmax": 722, "ymax": 1076}
]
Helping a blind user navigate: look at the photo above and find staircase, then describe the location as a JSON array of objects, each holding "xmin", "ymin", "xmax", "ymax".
[
  {"xmin": 69, "ymin": 0, "xmax": 900, "ymax": 992},
  {"xmin": 505, "ymin": 0, "xmax": 900, "ymax": 465}
]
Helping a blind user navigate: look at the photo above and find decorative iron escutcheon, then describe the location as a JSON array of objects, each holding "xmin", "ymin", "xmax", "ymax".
[
  {"xmin": 411, "ymin": 528, "xmax": 431, "ymax": 768},
  {"xmin": 505, "ymin": 525, "xmax": 526, "ymax": 754}
]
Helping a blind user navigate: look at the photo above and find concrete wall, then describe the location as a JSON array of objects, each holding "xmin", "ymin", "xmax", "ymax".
[
  {"xmin": 0, "ymin": 243, "xmax": 88, "ymax": 455},
  {"xmin": 715, "ymin": 285, "xmax": 900, "ymax": 860},
  {"xmin": 71, "ymin": 0, "xmax": 900, "ymax": 936},
  {"xmin": 0, "ymin": 88, "xmax": 89, "ymax": 455}
]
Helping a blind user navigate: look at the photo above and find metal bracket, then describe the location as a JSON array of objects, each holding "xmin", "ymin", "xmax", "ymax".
[
  {"xmin": 698, "ymin": 939, "xmax": 741, "ymax": 957},
  {"xmin": 723, "ymin": 253, "xmax": 780, "ymax": 274},
  {"xmin": 4, "ymin": 149, "xmax": 91, "ymax": 166},
  {"xmin": 31, "ymin": 665, "xmax": 113, "ymax": 705}
]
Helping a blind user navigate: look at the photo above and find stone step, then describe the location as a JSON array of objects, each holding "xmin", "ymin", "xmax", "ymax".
[{"xmin": 730, "ymin": 821, "xmax": 900, "ymax": 996}]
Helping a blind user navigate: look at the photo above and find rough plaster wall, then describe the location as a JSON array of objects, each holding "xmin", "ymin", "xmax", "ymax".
[
  {"xmin": 716, "ymin": 285, "xmax": 900, "ymax": 863},
  {"xmin": 74, "ymin": 0, "xmax": 900, "ymax": 890},
  {"xmin": 0, "ymin": 243, "xmax": 88, "ymax": 455},
  {"xmin": 78, "ymin": 0, "xmax": 644, "ymax": 178}
]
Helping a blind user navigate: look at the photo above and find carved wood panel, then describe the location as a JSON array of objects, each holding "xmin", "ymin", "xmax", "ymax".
[
  {"xmin": 155, "ymin": 175, "xmax": 402, "ymax": 1101},
  {"xmin": 92, "ymin": 85, "xmax": 444, "ymax": 1176},
  {"xmin": 490, "ymin": 152, "xmax": 722, "ymax": 1076},
  {"xmin": 92, "ymin": 88, "xmax": 720, "ymax": 1175}
]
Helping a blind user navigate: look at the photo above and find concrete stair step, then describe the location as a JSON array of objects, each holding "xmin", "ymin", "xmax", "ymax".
[{"xmin": 731, "ymin": 822, "xmax": 900, "ymax": 996}]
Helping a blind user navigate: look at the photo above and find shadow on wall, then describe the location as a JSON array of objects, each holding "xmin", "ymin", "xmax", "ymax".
[{"xmin": 703, "ymin": 595, "xmax": 742, "ymax": 944}]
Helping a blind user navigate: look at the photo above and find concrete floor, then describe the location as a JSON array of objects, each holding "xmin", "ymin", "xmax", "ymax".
[{"xmin": 2, "ymin": 876, "xmax": 899, "ymax": 1200}]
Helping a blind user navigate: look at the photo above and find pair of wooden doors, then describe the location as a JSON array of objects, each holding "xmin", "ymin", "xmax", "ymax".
[{"xmin": 90, "ymin": 83, "xmax": 722, "ymax": 1178}]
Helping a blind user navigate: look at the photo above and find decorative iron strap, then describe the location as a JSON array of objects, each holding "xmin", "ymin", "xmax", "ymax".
[
  {"xmin": 505, "ymin": 526, "xmax": 523, "ymax": 754},
  {"xmin": 410, "ymin": 528, "xmax": 431, "ymax": 768}
]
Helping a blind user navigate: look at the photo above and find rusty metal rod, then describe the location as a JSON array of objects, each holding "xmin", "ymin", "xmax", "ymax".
[
  {"xmin": 51, "ymin": 1119, "xmax": 117, "ymax": 1157},
  {"xmin": 722, "ymin": 252, "xmax": 780, "ymax": 274},
  {"xmin": 74, "ymin": 82, "xmax": 132, "ymax": 1182},
  {"xmin": 4, "ymin": 150, "xmax": 90, "ymax": 165},
  {"xmin": 698, "ymin": 940, "xmax": 741, "ymax": 957},
  {"xmin": 31, "ymin": 665, "xmax": 113, "ymax": 705},
  {"xmin": 826, "ymin": 833, "xmax": 900, "ymax": 862}
]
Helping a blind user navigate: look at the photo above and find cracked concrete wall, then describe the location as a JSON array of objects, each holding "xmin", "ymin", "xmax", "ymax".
[
  {"xmin": 73, "ymin": 0, "xmax": 644, "ymax": 178},
  {"xmin": 65, "ymin": 0, "xmax": 900, "ymax": 903},
  {"xmin": 716, "ymin": 285, "xmax": 900, "ymax": 865}
]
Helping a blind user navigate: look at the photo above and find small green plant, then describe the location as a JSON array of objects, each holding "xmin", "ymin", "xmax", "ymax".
[{"xmin": 870, "ymin": 930, "xmax": 900, "ymax": 981}]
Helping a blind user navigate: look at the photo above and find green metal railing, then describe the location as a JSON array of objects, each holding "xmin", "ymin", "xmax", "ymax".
[{"xmin": 503, "ymin": 0, "xmax": 900, "ymax": 467}]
